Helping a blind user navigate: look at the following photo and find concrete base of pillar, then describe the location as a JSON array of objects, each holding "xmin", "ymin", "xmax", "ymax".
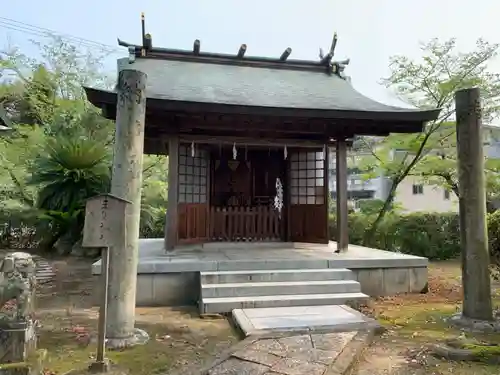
[
  {"xmin": 104, "ymin": 328, "xmax": 150, "ymax": 350},
  {"xmin": 88, "ymin": 359, "xmax": 111, "ymax": 373},
  {"xmin": 449, "ymin": 313, "xmax": 500, "ymax": 333}
]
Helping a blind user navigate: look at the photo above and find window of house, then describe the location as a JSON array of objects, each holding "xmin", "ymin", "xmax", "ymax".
[
  {"xmin": 444, "ymin": 189, "xmax": 450, "ymax": 200},
  {"xmin": 412, "ymin": 184, "xmax": 424, "ymax": 195}
]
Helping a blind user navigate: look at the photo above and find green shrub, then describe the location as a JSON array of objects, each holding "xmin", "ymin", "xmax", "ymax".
[
  {"xmin": 329, "ymin": 211, "xmax": 462, "ymax": 260},
  {"xmin": 390, "ymin": 213, "xmax": 461, "ymax": 260},
  {"xmin": 356, "ymin": 199, "xmax": 385, "ymax": 215},
  {"xmin": 140, "ymin": 207, "xmax": 166, "ymax": 239},
  {"xmin": 488, "ymin": 210, "xmax": 500, "ymax": 264}
]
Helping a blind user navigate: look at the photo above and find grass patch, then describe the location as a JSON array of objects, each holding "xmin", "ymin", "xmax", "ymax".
[
  {"xmin": 37, "ymin": 308, "xmax": 237, "ymax": 375},
  {"xmin": 360, "ymin": 260, "xmax": 500, "ymax": 374}
]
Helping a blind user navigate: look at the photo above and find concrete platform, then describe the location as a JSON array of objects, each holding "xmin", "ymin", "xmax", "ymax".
[
  {"xmin": 91, "ymin": 239, "xmax": 429, "ymax": 306},
  {"xmin": 232, "ymin": 305, "xmax": 379, "ymax": 336},
  {"xmin": 92, "ymin": 239, "xmax": 428, "ymax": 273}
]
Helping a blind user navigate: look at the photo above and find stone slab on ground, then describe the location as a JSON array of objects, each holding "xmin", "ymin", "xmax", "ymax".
[
  {"xmin": 233, "ymin": 305, "xmax": 379, "ymax": 336},
  {"xmin": 173, "ymin": 329, "xmax": 374, "ymax": 375}
]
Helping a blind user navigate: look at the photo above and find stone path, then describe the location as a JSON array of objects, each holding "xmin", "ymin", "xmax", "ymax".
[{"xmin": 179, "ymin": 330, "xmax": 373, "ymax": 375}]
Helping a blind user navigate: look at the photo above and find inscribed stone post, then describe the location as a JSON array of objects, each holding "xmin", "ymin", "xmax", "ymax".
[
  {"xmin": 455, "ymin": 87, "xmax": 493, "ymax": 321},
  {"xmin": 106, "ymin": 69, "xmax": 148, "ymax": 343}
]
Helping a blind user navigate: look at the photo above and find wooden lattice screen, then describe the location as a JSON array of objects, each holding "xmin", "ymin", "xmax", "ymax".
[
  {"xmin": 290, "ymin": 150, "xmax": 325, "ymax": 204},
  {"xmin": 177, "ymin": 144, "xmax": 209, "ymax": 243},
  {"xmin": 178, "ymin": 145, "xmax": 209, "ymax": 204},
  {"xmin": 289, "ymin": 149, "xmax": 327, "ymax": 242}
]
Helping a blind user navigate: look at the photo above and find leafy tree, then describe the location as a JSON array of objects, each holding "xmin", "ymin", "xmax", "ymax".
[
  {"xmin": 413, "ymin": 123, "xmax": 500, "ymax": 210},
  {"xmin": 0, "ymin": 35, "xmax": 116, "ymax": 250},
  {"xmin": 1, "ymin": 35, "xmax": 115, "ymax": 137},
  {"xmin": 361, "ymin": 38, "xmax": 500, "ymax": 242},
  {"xmin": 140, "ymin": 155, "xmax": 168, "ymax": 237},
  {"xmin": 0, "ymin": 124, "xmax": 46, "ymax": 208}
]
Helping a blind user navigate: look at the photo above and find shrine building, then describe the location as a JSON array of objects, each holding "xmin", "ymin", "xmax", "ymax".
[{"xmin": 85, "ymin": 16, "xmax": 440, "ymax": 310}]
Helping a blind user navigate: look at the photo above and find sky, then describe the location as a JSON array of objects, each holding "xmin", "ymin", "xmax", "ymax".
[{"xmin": 1, "ymin": 0, "xmax": 499, "ymax": 107}]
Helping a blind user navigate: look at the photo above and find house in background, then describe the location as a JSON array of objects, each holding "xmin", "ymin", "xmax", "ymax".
[
  {"xmin": 328, "ymin": 151, "xmax": 390, "ymax": 202},
  {"xmin": 329, "ymin": 124, "xmax": 500, "ymax": 213}
]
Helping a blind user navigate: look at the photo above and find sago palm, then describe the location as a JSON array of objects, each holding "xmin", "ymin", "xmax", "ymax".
[
  {"xmin": 28, "ymin": 135, "xmax": 111, "ymax": 251},
  {"xmin": 29, "ymin": 136, "xmax": 110, "ymax": 212}
]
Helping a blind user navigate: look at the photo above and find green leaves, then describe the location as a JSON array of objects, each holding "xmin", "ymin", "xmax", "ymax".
[
  {"xmin": 360, "ymin": 38, "xmax": 500, "ymax": 240},
  {"xmin": 28, "ymin": 136, "xmax": 111, "ymax": 212}
]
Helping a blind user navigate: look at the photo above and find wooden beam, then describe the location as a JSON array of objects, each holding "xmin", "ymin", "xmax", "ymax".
[
  {"xmin": 237, "ymin": 44, "xmax": 247, "ymax": 58},
  {"xmin": 166, "ymin": 136, "xmax": 179, "ymax": 250},
  {"xmin": 144, "ymin": 33, "xmax": 152, "ymax": 50},
  {"xmin": 330, "ymin": 33, "xmax": 338, "ymax": 55},
  {"xmin": 280, "ymin": 48, "xmax": 292, "ymax": 61},
  {"xmin": 324, "ymin": 146, "xmax": 330, "ymax": 244},
  {"xmin": 102, "ymin": 103, "xmax": 410, "ymax": 138},
  {"xmin": 336, "ymin": 138, "xmax": 349, "ymax": 252},
  {"xmin": 152, "ymin": 112, "xmax": 330, "ymax": 134},
  {"xmin": 320, "ymin": 32, "xmax": 338, "ymax": 65},
  {"xmin": 178, "ymin": 134, "xmax": 332, "ymax": 148},
  {"xmin": 320, "ymin": 53, "xmax": 332, "ymax": 65},
  {"xmin": 193, "ymin": 39, "xmax": 201, "ymax": 55},
  {"xmin": 141, "ymin": 12, "xmax": 146, "ymax": 47}
]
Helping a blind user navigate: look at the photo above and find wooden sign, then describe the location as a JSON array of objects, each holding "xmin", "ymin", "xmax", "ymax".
[{"xmin": 82, "ymin": 194, "xmax": 131, "ymax": 248}]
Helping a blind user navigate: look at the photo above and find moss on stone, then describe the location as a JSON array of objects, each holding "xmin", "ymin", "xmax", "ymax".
[
  {"xmin": 463, "ymin": 343, "xmax": 500, "ymax": 358},
  {"xmin": 0, "ymin": 362, "xmax": 28, "ymax": 369}
]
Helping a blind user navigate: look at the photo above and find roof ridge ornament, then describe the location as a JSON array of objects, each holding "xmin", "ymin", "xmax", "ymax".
[
  {"xmin": 140, "ymin": 12, "xmax": 152, "ymax": 57},
  {"xmin": 117, "ymin": 18, "xmax": 348, "ymax": 74},
  {"xmin": 319, "ymin": 32, "xmax": 350, "ymax": 79}
]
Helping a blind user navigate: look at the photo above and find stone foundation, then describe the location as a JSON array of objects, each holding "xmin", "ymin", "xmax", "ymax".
[
  {"xmin": 0, "ymin": 321, "xmax": 37, "ymax": 364},
  {"xmin": 94, "ymin": 265, "xmax": 427, "ymax": 307},
  {"xmin": 0, "ymin": 252, "xmax": 38, "ymax": 367},
  {"xmin": 93, "ymin": 272, "xmax": 200, "ymax": 306},
  {"xmin": 353, "ymin": 267, "xmax": 428, "ymax": 296},
  {"xmin": 92, "ymin": 240, "xmax": 429, "ymax": 307}
]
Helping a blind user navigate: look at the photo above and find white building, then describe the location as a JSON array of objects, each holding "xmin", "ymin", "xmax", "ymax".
[{"xmin": 329, "ymin": 125, "xmax": 500, "ymax": 213}]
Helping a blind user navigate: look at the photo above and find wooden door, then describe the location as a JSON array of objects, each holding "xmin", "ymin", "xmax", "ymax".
[
  {"xmin": 177, "ymin": 145, "xmax": 210, "ymax": 244},
  {"xmin": 288, "ymin": 149, "xmax": 328, "ymax": 243}
]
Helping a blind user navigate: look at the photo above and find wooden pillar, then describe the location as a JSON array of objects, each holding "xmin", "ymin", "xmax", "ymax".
[
  {"xmin": 336, "ymin": 138, "xmax": 349, "ymax": 252},
  {"xmin": 107, "ymin": 69, "xmax": 147, "ymax": 344},
  {"xmin": 455, "ymin": 87, "xmax": 493, "ymax": 321},
  {"xmin": 165, "ymin": 136, "xmax": 179, "ymax": 251},
  {"xmin": 323, "ymin": 145, "xmax": 330, "ymax": 243}
]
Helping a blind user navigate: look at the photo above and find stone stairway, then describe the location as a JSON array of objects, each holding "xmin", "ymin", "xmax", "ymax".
[
  {"xmin": 32, "ymin": 256, "xmax": 56, "ymax": 285},
  {"xmin": 200, "ymin": 268, "xmax": 369, "ymax": 314}
]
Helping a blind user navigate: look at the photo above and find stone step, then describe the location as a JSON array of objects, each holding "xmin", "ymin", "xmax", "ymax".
[
  {"xmin": 214, "ymin": 259, "xmax": 332, "ymax": 271},
  {"xmin": 200, "ymin": 268, "xmax": 354, "ymax": 284},
  {"xmin": 201, "ymin": 280, "xmax": 361, "ymax": 298},
  {"xmin": 201, "ymin": 292, "xmax": 369, "ymax": 314}
]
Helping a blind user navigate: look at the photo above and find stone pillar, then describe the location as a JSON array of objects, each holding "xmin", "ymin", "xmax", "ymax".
[
  {"xmin": 165, "ymin": 136, "xmax": 179, "ymax": 251},
  {"xmin": 107, "ymin": 69, "xmax": 149, "ymax": 347},
  {"xmin": 336, "ymin": 138, "xmax": 349, "ymax": 252},
  {"xmin": 455, "ymin": 87, "xmax": 493, "ymax": 321}
]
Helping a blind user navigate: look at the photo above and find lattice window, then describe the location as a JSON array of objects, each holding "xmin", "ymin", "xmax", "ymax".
[
  {"xmin": 178, "ymin": 144, "xmax": 208, "ymax": 203},
  {"xmin": 290, "ymin": 150, "xmax": 325, "ymax": 204}
]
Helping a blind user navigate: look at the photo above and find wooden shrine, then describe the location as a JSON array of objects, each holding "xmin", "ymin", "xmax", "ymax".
[{"xmin": 84, "ymin": 14, "xmax": 440, "ymax": 251}]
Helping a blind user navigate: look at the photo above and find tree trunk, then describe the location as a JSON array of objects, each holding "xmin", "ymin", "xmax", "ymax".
[
  {"xmin": 455, "ymin": 87, "xmax": 493, "ymax": 321},
  {"xmin": 364, "ymin": 175, "xmax": 400, "ymax": 245}
]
